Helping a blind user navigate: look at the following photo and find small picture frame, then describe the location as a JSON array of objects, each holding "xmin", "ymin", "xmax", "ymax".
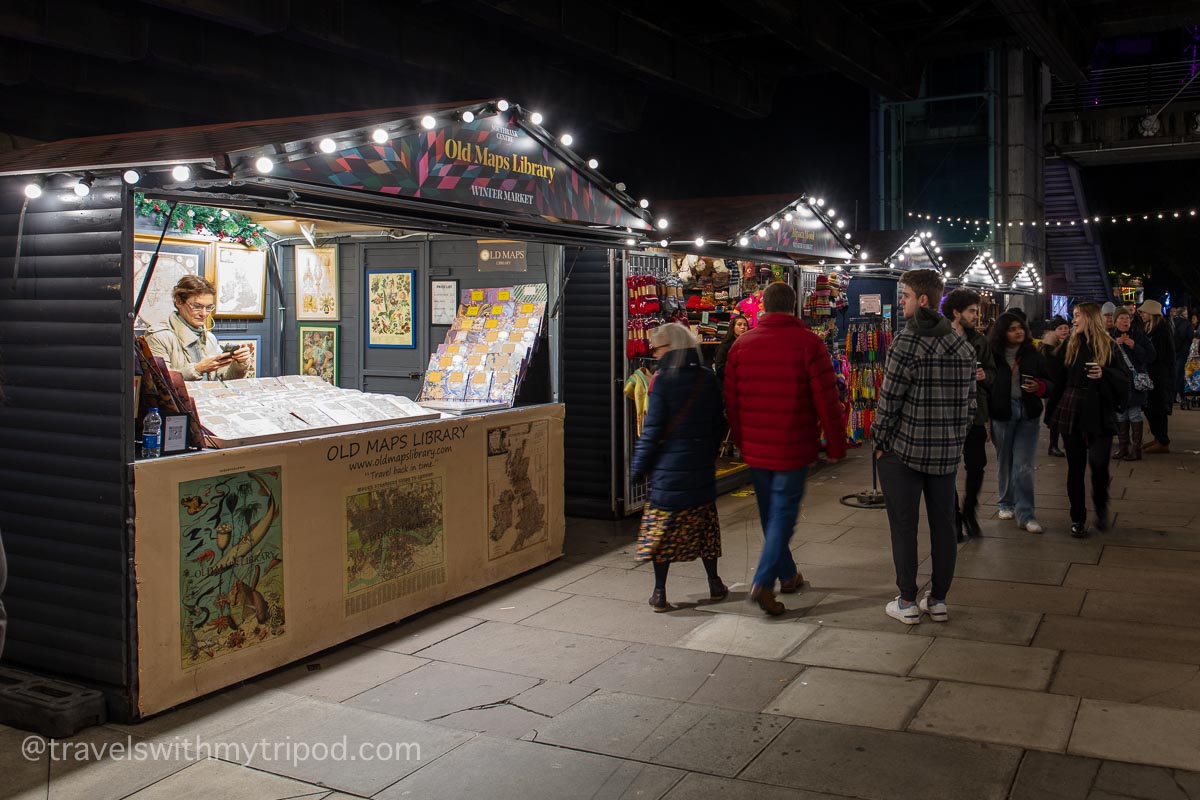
[
  {"xmin": 213, "ymin": 243, "xmax": 268, "ymax": 319},
  {"xmin": 299, "ymin": 323, "xmax": 339, "ymax": 386},
  {"xmin": 365, "ymin": 269, "xmax": 416, "ymax": 348},
  {"xmin": 430, "ymin": 279, "xmax": 459, "ymax": 327},
  {"xmin": 162, "ymin": 413, "xmax": 192, "ymax": 454},
  {"xmin": 295, "ymin": 245, "xmax": 340, "ymax": 321}
]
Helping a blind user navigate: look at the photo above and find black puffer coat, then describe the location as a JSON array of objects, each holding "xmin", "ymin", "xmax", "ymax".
[
  {"xmin": 1145, "ymin": 320, "xmax": 1175, "ymax": 414},
  {"xmin": 989, "ymin": 342, "xmax": 1053, "ymax": 421},
  {"xmin": 1111, "ymin": 325, "xmax": 1155, "ymax": 409},
  {"xmin": 630, "ymin": 348, "xmax": 724, "ymax": 510}
]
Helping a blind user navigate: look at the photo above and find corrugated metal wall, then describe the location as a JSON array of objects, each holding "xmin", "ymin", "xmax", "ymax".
[
  {"xmin": 0, "ymin": 175, "xmax": 134, "ymax": 695},
  {"xmin": 561, "ymin": 247, "xmax": 619, "ymax": 518}
]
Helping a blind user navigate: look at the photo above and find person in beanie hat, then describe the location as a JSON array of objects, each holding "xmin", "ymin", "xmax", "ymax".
[{"xmin": 1101, "ymin": 302, "xmax": 1117, "ymax": 333}]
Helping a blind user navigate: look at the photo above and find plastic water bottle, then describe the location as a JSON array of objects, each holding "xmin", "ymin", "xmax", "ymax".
[{"xmin": 142, "ymin": 407, "xmax": 162, "ymax": 459}]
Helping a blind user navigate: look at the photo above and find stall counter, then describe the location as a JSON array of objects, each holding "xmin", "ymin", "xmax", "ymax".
[{"xmin": 133, "ymin": 403, "xmax": 565, "ymax": 716}]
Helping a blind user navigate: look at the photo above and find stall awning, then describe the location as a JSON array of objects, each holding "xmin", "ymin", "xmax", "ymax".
[
  {"xmin": 653, "ymin": 194, "xmax": 855, "ymax": 262},
  {"xmin": 995, "ymin": 262, "xmax": 1043, "ymax": 295},
  {"xmin": 0, "ymin": 101, "xmax": 655, "ymax": 246},
  {"xmin": 847, "ymin": 229, "xmax": 942, "ymax": 274}
]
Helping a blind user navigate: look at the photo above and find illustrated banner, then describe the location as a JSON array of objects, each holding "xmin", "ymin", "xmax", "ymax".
[
  {"xmin": 741, "ymin": 208, "xmax": 851, "ymax": 259},
  {"xmin": 265, "ymin": 116, "xmax": 651, "ymax": 231},
  {"xmin": 133, "ymin": 404, "xmax": 565, "ymax": 716}
]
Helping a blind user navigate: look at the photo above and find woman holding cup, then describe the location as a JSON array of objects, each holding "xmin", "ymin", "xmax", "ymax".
[{"xmin": 1046, "ymin": 303, "xmax": 1130, "ymax": 538}]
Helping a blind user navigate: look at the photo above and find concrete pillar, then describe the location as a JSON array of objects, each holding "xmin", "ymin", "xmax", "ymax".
[{"xmin": 1000, "ymin": 48, "xmax": 1047, "ymax": 322}]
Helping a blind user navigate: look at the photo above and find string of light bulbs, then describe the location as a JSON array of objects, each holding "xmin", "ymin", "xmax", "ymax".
[{"xmin": 907, "ymin": 208, "xmax": 1200, "ymax": 228}]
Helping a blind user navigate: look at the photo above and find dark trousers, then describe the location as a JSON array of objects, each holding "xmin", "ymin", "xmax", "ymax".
[
  {"xmin": 1145, "ymin": 405, "xmax": 1170, "ymax": 445},
  {"xmin": 1048, "ymin": 421, "xmax": 1061, "ymax": 450},
  {"xmin": 1064, "ymin": 431, "xmax": 1111, "ymax": 524},
  {"xmin": 961, "ymin": 424, "xmax": 988, "ymax": 516},
  {"xmin": 877, "ymin": 452, "xmax": 958, "ymax": 602}
]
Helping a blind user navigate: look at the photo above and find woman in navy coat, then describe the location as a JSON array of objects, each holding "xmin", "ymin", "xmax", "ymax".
[{"xmin": 631, "ymin": 323, "xmax": 727, "ymax": 611}]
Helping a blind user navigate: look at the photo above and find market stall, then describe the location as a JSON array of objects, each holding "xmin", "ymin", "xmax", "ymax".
[
  {"xmin": 838, "ymin": 229, "xmax": 944, "ymax": 335},
  {"xmin": 993, "ymin": 262, "xmax": 1044, "ymax": 323},
  {"xmin": 942, "ymin": 250, "xmax": 1000, "ymax": 328},
  {"xmin": 0, "ymin": 100, "xmax": 658, "ymax": 718}
]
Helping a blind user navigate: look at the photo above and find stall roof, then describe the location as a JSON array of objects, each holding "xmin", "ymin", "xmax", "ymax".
[
  {"xmin": 995, "ymin": 263, "xmax": 1042, "ymax": 295},
  {"xmin": 0, "ymin": 100, "xmax": 655, "ymax": 246},
  {"xmin": 655, "ymin": 194, "xmax": 799, "ymax": 243},
  {"xmin": 849, "ymin": 229, "xmax": 942, "ymax": 274}
]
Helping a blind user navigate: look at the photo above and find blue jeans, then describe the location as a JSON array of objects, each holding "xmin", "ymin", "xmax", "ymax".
[
  {"xmin": 1117, "ymin": 405, "xmax": 1143, "ymax": 422},
  {"xmin": 992, "ymin": 397, "xmax": 1040, "ymax": 524},
  {"xmin": 750, "ymin": 467, "xmax": 808, "ymax": 588}
]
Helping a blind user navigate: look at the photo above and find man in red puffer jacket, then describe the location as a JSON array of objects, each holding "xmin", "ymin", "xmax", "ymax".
[{"xmin": 725, "ymin": 282, "xmax": 847, "ymax": 616}]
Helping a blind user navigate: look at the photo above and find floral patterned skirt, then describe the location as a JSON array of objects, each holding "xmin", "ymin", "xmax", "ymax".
[{"xmin": 636, "ymin": 502, "xmax": 722, "ymax": 564}]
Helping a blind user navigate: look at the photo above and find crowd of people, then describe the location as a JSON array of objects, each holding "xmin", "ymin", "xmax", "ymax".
[{"xmin": 629, "ymin": 269, "xmax": 1195, "ymax": 626}]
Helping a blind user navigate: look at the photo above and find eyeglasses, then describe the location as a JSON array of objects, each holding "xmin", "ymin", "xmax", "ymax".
[{"xmin": 186, "ymin": 302, "xmax": 217, "ymax": 313}]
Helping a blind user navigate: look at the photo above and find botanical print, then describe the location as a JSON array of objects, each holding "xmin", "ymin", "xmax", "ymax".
[
  {"xmin": 367, "ymin": 270, "xmax": 416, "ymax": 348},
  {"xmin": 296, "ymin": 245, "xmax": 339, "ymax": 321},
  {"xmin": 299, "ymin": 324, "xmax": 338, "ymax": 386},
  {"xmin": 179, "ymin": 468, "xmax": 284, "ymax": 669}
]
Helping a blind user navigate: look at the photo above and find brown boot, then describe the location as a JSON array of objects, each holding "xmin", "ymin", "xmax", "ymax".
[
  {"xmin": 749, "ymin": 584, "xmax": 785, "ymax": 616},
  {"xmin": 779, "ymin": 573, "xmax": 805, "ymax": 594},
  {"xmin": 1144, "ymin": 440, "xmax": 1169, "ymax": 454},
  {"xmin": 1113, "ymin": 421, "xmax": 1129, "ymax": 460},
  {"xmin": 1126, "ymin": 422, "xmax": 1144, "ymax": 460}
]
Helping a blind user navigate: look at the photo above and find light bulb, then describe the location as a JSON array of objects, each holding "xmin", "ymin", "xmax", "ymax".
[
  {"xmin": 659, "ymin": 239, "xmax": 668, "ymax": 247},
  {"xmin": 694, "ymin": 237, "xmax": 705, "ymax": 247},
  {"xmin": 625, "ymin": 238, "xmax": 635, "ymax": 247},
  {"xmin": 319, "ymin": 138, "xmax": 337, "ymax": 153},
  {"xmin": 421, "ymin": 116, "xmax": 437, "ymax": 130},
  {"xmin": 845, "ymin": 233, "xmax": 852, "ymax": 239},
  {"xmin": 784, "ymin": 213, "xmax": 793, "ymax": 222},
  {"xmin": 24, "ymin": 182, "xmax": 42, "ymax": 199},
  {"xmin": 639, "ymin": 199, "xmax": 649, "ymax": 209},
  {"xmin": 254, "ymin": 156, "xmax": 273, "ymax": 173},
  {"xmin": 656, "ymin": 218, "xmax": 668, "ymax": 229},
  {"xmin": 816, "ymin": 198, "xmax": 825, "ymax": 206},
  {"xmin": 530, "ymin": 112, "xmax": 543, "ymax": 125},
  {"xmin": 757, "ymin": 228, "xmax": 767, "ymax": 238},
  {"xmin": 771, "ymin": 220, "xmax": 780, "ymax": 230},
  {"xmin": 587, "ymin": 158, "xmax": 599, "ymax": 169},
  {"xmin": 372, "ymin": 128, "xmax": 388, "ymax": 143},
  {"xmin": 560, "ymin": 133, "xmax": 573, "ymax": 146},
  {"xmin": 122, "ymin": 169, "xmax": 141, "ymax": 185},
  {"xmin": 807, "ymin": 197, "xmax": 817, "ymax": 205},
  {"xmin": 72, "ymin": 180, "xmax": 90, "ymax": 197},
  {"xmin": 934, "ymin": 246, "xmax": 941, "ymax": 253},
  {"xmin": 860, "ymin": 251, "xmax": 868, "ymax": 260},
  {"xmin": 462, "ymin": 111, "xmax": 475, "ymax": 123},
  {"xmin": 496, "ymin": 99, "xmax": 510, "ymax": 111},
  {"xmin": 171, "ymin": 165, "xmax": 191, "ymax": 181},
  {"xmin": 828, "ymin": 209, "xmax": 836, "ymax": 217},
  {"xmin": 835, "ymin": 220, "xmax": 845, "ymax": 229},
  {"xmin": 739, "ymin": 236, "xmax": 749, "ymax": 246}
]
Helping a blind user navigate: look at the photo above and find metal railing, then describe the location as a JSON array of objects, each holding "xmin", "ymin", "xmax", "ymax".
[{"xmin": 1047, "ymin": 60, "xmax": 1200, "ymax": 114}]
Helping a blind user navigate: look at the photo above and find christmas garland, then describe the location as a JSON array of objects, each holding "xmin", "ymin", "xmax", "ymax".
[{"xmin": 133, "ymin": 192, "xmax": 270, "ymax": 248}]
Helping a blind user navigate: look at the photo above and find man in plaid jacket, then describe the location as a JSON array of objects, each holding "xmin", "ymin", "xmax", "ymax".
[{"xmin": 874, "ymin": 269, "xmax": 975, "ymax": 625}]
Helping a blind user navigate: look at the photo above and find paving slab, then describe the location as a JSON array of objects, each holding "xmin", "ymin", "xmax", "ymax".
[
  {"xmin": 695, "ymin": 588, "xmax": 827, "ymax": 617},
  {"xmin": 442, "ymin": 584, "xmax": 573, "ymax": 622},
  {"xmin": 801, "ymin": 593, "xmax": 916, "ymax": 633},
  {"xmin": 910, "ymin": 638, "xmax": 1060, "ymax": 691},
  {"xmin": 344, "ymin": 660, "xmax": 539, "ymax": 721},
  {"xmin": 509, "ymin": 680, "xmax": 596, "ymax": 716},
  {"xmin": 357, "ymin": 612, "xmax": 483, "ymax": 655},
  {"xmin": 792, "ymin": 522, "xmax": 856, "ymax": 543},
  {"xmin": 1033, "ymin": 615, "xmax": 1200, "ymax": 665},
  {"xmin": 928, "ymin": 552, "xmax": 1070, "ymax": 585},
  {"xmin": 252, "ymin": 644, "xmax": 427, "ymax": 702},
  {"xmin": 909, "ymin": 682, "xmax": 1078, "ymax": 751},
  {"xmin": 2, "ymin": 725, "xmax": 195, "ymax": 800},
  {"xmin": 1050, "ymin": 652, "xmax": 1200, "ymax": 710},
  {"xmin": 376, "ymin": 734, "xmax": 684, "ymax": 800},
  {"xmin": 530, "ymin": 691, "xmax": 787, "ymax": 777},
  {"xmin": 785, "ymin": 626, "xmax": 931, "ymax": 676},
  {"xmin": 792, "ymin": 542, "xmax": 898, "ymax": 571},
  {"xmin": 426, "ymin": 703, "xmax": 549, "ymax": 738},
  {"xmin": 574, "ymin": 644, "xmax": 724, "ymax": 701},
  {"xmin": 520, "ymin": 594, "xmax": 712, "ymax": 645},
  {"xmin": 1100, "ymin": 546, "xmax": 1200, "ymax": 573},
  {"xmin": 1070, "ymin": 700, "xmax": 1200, "ymax": 771},
  {"xmin": 212, "ymin": 696, "xmax": 473, "ymax": 795},
  {"xmin": 941, "ymin": 577, "xmax": 1086, "ymax": 615},
  {"xmin": 106, "ymin": 685, "xmax": 301, "ymax": 741},
  {"xmin": 740, "ymin": 718, "xmax": 1022, "ymax": 800},
  {"xmin": 672, "ymin": 614, "xmax": 820, "ymax": 660},
  {"xmin": 1081, "ymin": 590, "xmax": 1200, "ymax": 629},
  {"xmin": 686, "ymin": 656, "xmax": 804, "ymax": 713},
  {"xmin": 661, "ymin": 772, "xmax": 849, "ymax": 800},
  {"xmin": 795, "ymin": 563, "xmax": 917, "ymax": 598},
  {"xmin": 558, "ymin": 566, "xmax": 713, "ymax": 605},
  {"xmin": 1065, "ymin": 564, "xmax": 1200, "ymax": 599},
  {"xmin": 1008, "ymin": 751, "xmax": 1101, "ymax": 800},
  {"xmin": 765, "ymin": 666, "xmax": 932, "ymax": 730},
  {"xmin": 908, "ymin": 603, "xmax": 1043, "ymax": 646},
  {"xmin": 1093, "ymin": 761, "xmax": 1195, "ymax": 800},
  {"xmin": 119, "ymin": 758, "xmax": 327, "ymax": 800},
  {"xmin": 966, "ymin": 536, "xmax": 1103, "ymax": 564},
  {"xmin": 413, "ymin": 619, "xmax": 627, "ymax": 681},
  {"xmin": 831, "ymin": 526, "xmax": 932, "ymax": 557},
  {"xmin": 512, "ymin": 559, "xmax": 605, "ymax": 591},
  {"xmin": 795, "ymin": 504, "xmax": 857, "ymax": 526}
]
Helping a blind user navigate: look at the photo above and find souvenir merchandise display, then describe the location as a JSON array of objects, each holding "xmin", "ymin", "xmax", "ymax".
[
  {"xmin": 844, "ymin": 319, "xmax": 893, "ymax": 446},
  {"xmin": 418, "ymin": 284, "xmax": 547, "ymax": 407},
  {"xmin": 626, "ymin": 274, "xmax": 664, "ymax": 359},
  {"xmin": 187, "ymin": 375, "xmax": 435, "ymax": 447},
  {"xmin": 804, "ymin": 272, "xmax": 848, "ymax": 320},
  {"xmin": 677, "ymin": 255, "xmax": 736, "ymax": 343}
]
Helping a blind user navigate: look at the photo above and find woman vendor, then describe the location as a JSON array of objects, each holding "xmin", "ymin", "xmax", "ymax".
[{"xmin": 145, "ymin": 276, "xmax": 250, "ymax": 381}]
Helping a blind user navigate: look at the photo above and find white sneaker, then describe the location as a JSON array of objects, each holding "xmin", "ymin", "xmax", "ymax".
[
  {"xmin": 997, "ymin": 509, "xmax": 1015, "ymax": 520},
  {"xmin": 919, "ymin": 592, "xmax": 949, "ymax": 622},
  {"xmin": 1024, "ymin": 520, "xmax": 1044, "ymax": 534},
  {"xmin": 885, "ymin": 596, "xmax": 921, "ymax": 625}
]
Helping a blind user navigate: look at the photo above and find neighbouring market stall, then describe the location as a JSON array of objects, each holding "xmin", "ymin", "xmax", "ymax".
[
  {"xmin": 0, "ymin": 100, "xmax": 661, "ymax": 719},
  {"xmin": 561, "ymin": 193, "xmax": 858, "ymax": 518},
  {"xmin": 993, "ymin": 262, "xmax": 1044, "ymax": 324}
]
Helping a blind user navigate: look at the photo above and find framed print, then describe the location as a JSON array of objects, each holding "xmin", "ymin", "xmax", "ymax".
[
  {"xmin": 430, "ymin": 279, "xmax": 459, "ymax": 326},
  {"xmin": 213, "ymin": 243, "xmax": 268, "ymax": 319},
  {"xmin": 161, "ymin": 413, "xmax": 191, "ymax": 454},
  {"xmin": 366, "ymin": 269, "xmax": 416, "ymax": 348},
  {"xmin": 133, "ymin": 235, "xmax": 210, "ymax": 330},
  {"xmin": 299, "ymin": 324, "xmax": 339, "ymax": 386},
  {"xmin": 214, "ymin": 335, "xmax": 260, "ymax": 379},
  {"xmin": 295, "ymin": 245, "xmax": 339, "ymax": 321}
]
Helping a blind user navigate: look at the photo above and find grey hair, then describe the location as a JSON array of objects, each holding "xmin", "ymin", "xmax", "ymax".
[{"xmin": 650, "ymin": 322, "xmax": 701, "ymax": 360}]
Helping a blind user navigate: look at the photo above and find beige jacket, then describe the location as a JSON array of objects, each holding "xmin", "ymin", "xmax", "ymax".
[{"xmin": 145, "ymin": 313, "xmax": 247, "ymax": 382}]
